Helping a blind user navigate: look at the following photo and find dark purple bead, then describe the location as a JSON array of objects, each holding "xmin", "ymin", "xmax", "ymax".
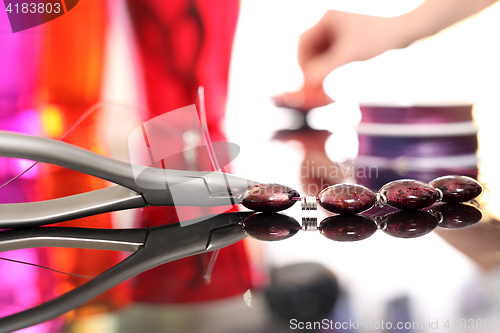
[
  {"xmin": 242, "ymin": 213, "xmax": 300, "ymax": 241},
  {"xmin": 380, "ymin": 210, "xmax": 439, "ymax": 238},
  {"xmin": 320, "ymin": 215, "xmax": 377, "ymax": 241},
  {"xmin": 431, "ymin": 202, "xmax": 482, "ymax": 229},
  {"xmin": 318, "ymin": 184, "xmax": 376, "ymax": 215},
  {"xmin": 380, "ymin": 179, "xmax": 439, "ymax": 210},
  {"xmin": 241, "ymin": 184, "xmax": 300, "ymax": 212},
  {"xmin": 429, "ymin": 175, "xmax": 482, "ymax": 203}
]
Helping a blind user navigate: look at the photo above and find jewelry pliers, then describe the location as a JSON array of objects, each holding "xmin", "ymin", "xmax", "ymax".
[{"xmin": 0, "ymin": 130, "xmax": 258, "ymax": 228}]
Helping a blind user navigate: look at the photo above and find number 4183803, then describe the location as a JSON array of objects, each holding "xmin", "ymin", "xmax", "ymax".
[
  {"xmin": 5, "ymin": 2, "xmax": 61, "ymax": 14},
  {"xmin": 444, "ymin": 319, "xmax": 499, "ymax": 330}
]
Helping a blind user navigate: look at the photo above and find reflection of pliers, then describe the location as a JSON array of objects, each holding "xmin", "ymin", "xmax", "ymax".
[
  {"xmin": 0, "ymin": 211, "xmax": 253, "ymax": 333},
  {"xmin": 0, "ymin": 130, "xmax": 258, "ymax": 227}
]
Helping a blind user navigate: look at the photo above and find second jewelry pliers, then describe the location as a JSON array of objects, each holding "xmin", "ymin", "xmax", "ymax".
[{"xmin": 0, "ymin": 211, "xmax": 254, "ymax": 332}]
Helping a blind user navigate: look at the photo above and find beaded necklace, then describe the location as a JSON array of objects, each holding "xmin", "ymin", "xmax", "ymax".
[{"xmin": 241, "ymin": 175, "xmax": 482, "ymax": 214}]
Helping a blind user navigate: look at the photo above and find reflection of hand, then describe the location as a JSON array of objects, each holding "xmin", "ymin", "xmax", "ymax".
[
  {"xmin": 273, "ymin": 128, "xmax": 351, "ymax": 195},
  {"xmin": 298, "ymin": 10, "xmax": 404, "ymax": 89},
  {"xmin": 272, "ymin": 86, "xmax": 333, "ymax": 112}
]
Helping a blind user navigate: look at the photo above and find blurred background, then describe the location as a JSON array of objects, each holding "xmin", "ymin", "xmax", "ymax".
[{"xmin": 1, "ymin": 0, "xmax": 500, "ymax": 332}]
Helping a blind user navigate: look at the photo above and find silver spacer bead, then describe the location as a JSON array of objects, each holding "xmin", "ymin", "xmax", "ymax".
[
  {"xmin": 301, "ymin": 196, "xmax": 318, "ymax": 210},
  {"xmin": 375, "ymin": 216, "xmax": 386, "ymax": 230},
  {"xmin": 469, "ymin": 199, "xmax": 480, "ymax": 208},
  {"xmin": 376, "ymin": 192, "xmax": 387, "ymax": 208},
  {"xmin": 428, "ymin": 210, "xmax": 444, "ymax": 224},
  {"xmin": 435, "ymin": 188, "xmax": 443, "ymax": 202},
  {"xmin": 302, "ymin": 217, "xmax": 318, "ymax": 231}
]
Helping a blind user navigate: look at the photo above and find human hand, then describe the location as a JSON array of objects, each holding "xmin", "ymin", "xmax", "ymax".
[
  {"xmin": 274, "ymin": 10, "xmax": 405, "ymax": 111},
  {"xmin": 272, "ymin": 86, "xmax": 333, "ymax": 112},
  {"xmin": 298, "ymin": 10, "xmax": 405, "ymax": 89},
  {"xmin": 275, "ymin": 0, "xmax": 497, "ymax": 111}
]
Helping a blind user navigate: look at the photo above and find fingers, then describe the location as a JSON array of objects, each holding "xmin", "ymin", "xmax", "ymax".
[
  {"xmin": 272, "ymin": 87, "xmax": 333, "ymax": 111},
  {"xmin": 301, "ymin": 46, "xmax": 347, "ymax": 88},
  {"xmin": 297, "ymin": 11, "xmax": 349, "ymax": 88},
  {"xmin": 298, "ymin": 17, "xmax": 335, "ymax": 88},
  {"xmin": 297, "ymin": 23, "xmax": 331, "ymax": 71},
  {"xmin": 297, "ymin": 10, "xmax": 397, "ymax": 88}
]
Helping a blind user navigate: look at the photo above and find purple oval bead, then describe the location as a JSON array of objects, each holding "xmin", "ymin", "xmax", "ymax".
[
  {"xmin": 431, "ymin": 202, "xmax": 482, "ymax": 229},
  {"xmin": 380, "ymin": 210, "xmax": 439, "ymax": 238},
  {"xmin": 242, "ymin": 183, "xmax": 300, "ymax": 213},
  {"xmin": 320, "ymin": 215, "xmax": 377, "ymax": 241},
  {"xmin": 429, "ymin": 175, "xmax": 482, "ymax": 203},
  {"xmin": 380, "ymin": 179, "xmax": 439, "ymax": 210},
  {"xmin": 318, "ymin": 184, "xmax": 376, "ymax": 215},
  {"xmin": 242, "ymin": 213, "xmax": 300, "ymax": 241}
]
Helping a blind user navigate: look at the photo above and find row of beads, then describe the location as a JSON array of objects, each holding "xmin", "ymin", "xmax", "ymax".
[{"xmin": 241, "ymin": 175, "xmax": 482, "ymax": 215}]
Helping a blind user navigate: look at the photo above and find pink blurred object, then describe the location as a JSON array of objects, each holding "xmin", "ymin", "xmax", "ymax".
[{"xmin": 273, "ymin": 87, "xmax": 334, "ymax": 112}]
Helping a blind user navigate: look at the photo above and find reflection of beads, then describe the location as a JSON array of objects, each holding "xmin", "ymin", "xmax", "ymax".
[
  {"xmin": 429, "ymin": 202, "xmax": 482, "ymax": 229},
  {"xmin": 240, "ymin": 203, "xmax": 483, "ymax": 242},
  {"xmin": 320, "ymin": 215, "xmax": 377, "ymax": 241},
  {"xmin": 301, "ymin": 217, "xmax": 318, "ymax": 231},
  {"xmin": 241, "ymin": 176, "xmax": 482, "ymax": 215},
  {"xmin": 242, "ymin": 213, "xmax": 299, "ymax": 241},
  {"xmin": 378, "ymin": 210, "xmax": 439, "ymax": 238}
]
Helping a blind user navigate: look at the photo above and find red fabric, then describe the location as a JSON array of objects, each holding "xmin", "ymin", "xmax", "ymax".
[
  {"xmin": 127, "ymin": 0, "xmax": 261, "ymax": 303},
  {"xmin": 126, "ymin": 0, "xmax": 238, "ymax": 141}
]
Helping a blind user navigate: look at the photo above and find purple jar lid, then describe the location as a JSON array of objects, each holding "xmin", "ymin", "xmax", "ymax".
[
  {"xmin": 359, "ymin": 102, "xmax": 474, "ymax": 125},
  {"xmin": 357, "ymin": 134, "xmax": 478, "ymax": 158}
]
